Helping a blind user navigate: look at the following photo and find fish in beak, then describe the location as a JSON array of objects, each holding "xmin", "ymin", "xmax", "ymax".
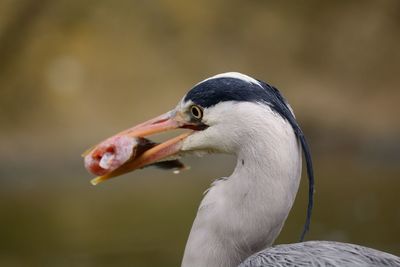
[{"xmin": 83, "ymin": 110, "xmax": 206, "ymax": 185}]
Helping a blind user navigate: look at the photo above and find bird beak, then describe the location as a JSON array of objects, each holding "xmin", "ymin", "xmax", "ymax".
[{"xmin": 84, "ymin": 111, "xmax": 197, "ymax": 185}]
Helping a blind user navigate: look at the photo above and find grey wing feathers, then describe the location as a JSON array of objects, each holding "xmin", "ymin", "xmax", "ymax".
[{"xmin": 239, "ymin": 241, "xmax": 400, "ymax": 267}]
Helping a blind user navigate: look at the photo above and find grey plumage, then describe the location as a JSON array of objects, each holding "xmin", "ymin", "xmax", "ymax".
[{"xmin": 239, "ymin": 241, "xmax": 400, "ymax": 267}]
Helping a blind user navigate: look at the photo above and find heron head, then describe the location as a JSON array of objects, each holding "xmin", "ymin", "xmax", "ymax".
[{"xmin": 84, "ymin": 72, "xmax": 299, "ymax": 184}]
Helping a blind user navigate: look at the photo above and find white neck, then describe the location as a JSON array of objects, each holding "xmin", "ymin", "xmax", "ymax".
[{"xmin": 181, "ymin": 104, "xmax": 302, "ymax": 267}]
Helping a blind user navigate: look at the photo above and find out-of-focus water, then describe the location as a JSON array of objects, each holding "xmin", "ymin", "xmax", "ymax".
[{"xmin": 0, "ymin": 155, "xmax": 399, "ymax": 267}]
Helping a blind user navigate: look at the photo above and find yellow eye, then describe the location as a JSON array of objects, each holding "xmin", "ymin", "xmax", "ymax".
[{"xmin": 190, "ymin": 105, "xmax": 203, "ymax": 120}]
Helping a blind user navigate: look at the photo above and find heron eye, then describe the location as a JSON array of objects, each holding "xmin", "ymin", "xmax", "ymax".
[{"xmin": 190, "ymin": 105, "xmax": 203, "ymax": 120}]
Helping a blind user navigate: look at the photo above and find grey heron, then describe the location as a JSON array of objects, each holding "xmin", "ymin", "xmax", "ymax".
[{"xmin": 84, "ymin": 72, "xmax": 400, "ymax": 267}]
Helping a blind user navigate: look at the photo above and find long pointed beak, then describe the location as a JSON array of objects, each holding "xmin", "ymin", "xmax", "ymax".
[{"xmin": 83, "ymin": 111, "xmax": 196, "ymax": 185}]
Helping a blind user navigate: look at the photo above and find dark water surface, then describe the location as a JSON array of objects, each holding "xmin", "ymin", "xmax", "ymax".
[{"xmin": 1, "ymin": 156, "xmax": 399, "ymax": 267}]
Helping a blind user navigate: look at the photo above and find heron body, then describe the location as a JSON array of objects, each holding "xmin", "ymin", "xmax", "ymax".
[
  {"xmin": 180, "ymin": 100, "xmax": 302, "ymax": 266},
  {"xmin": 85, "ymin": 72, "xmax": 400, "ymax": 266}
]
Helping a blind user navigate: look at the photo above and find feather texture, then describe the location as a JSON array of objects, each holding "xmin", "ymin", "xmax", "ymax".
[{"xmin": 239, "ymin": 241, "xmax": 400, "ymax": 267}]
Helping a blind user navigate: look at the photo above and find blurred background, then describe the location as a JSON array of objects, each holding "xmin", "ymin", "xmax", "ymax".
[{"xmin": 0, "ymin": 0, "xmax": 399, "ymax": 266}]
